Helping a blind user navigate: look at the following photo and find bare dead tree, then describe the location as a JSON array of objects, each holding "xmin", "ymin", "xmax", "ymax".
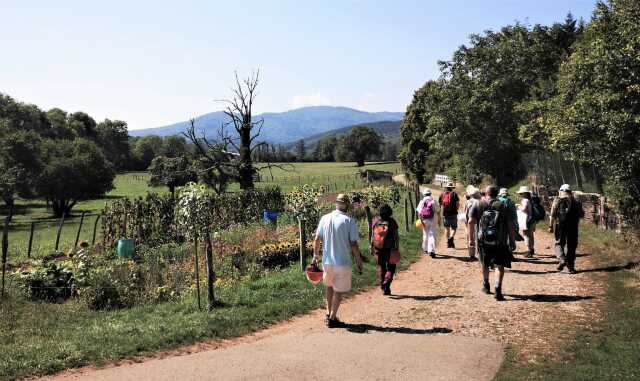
[{"xmin": 184, "ymin": 71, "xmax": 294, "ymax": 192}]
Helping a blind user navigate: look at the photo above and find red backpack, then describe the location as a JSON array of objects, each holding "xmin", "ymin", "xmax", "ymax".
[{"xmin": 372, "ymin": 221, "xmax": 390, "ymax": 249}]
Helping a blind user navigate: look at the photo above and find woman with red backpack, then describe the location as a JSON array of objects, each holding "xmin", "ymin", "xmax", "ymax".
[{"xmin": 371, "ymin": 204, "xmax": 400, "ymax": 295}]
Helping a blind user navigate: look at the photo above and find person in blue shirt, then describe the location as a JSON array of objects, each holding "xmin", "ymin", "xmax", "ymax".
[{"xmin": 313, "ymin": 193, "xmax": 364, "ymax": 328}]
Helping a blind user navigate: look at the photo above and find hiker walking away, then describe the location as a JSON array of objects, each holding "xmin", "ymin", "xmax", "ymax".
[
  {"xmin": 468, "ymin": 186, "xmax": 517, "ymax": 301},
  {"xmin": 313, "ymin": 194, "xmax": 364, "ymax": 328},
  {"xmin": 465, "ymin": 186, "xmax": 481, "ymax": 260},
  {"xmin": 439, "ymin": 182, "xmax": 460, "ymax": 249},
  {"xmin": 549, "ymin": 184, "xmax": 584, "ymax": 274},
  {"xmin": 516, "ymin": 186, "xmax": 538, "ymax": 258},
  {"xmin": 371, "ymin": 204, "xmax": 400, "ymax": 295},
  {"xmin": 416, "ymin": 188, "xmax": 439, "ymax": 257}
]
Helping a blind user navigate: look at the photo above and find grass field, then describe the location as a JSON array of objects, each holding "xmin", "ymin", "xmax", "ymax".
[
  {"xmin": 0, "ymin": 187, "xmax": 419, "ymax": 380},
  {"xmin": 1, "ymin": 162, "xmax": 401, "ymax": 262}
]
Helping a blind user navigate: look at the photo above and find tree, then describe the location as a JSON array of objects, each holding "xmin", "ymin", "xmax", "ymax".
[
  {"xmin": 295, "ymin": 139, "xmax": 306, "ymax": 162},
  {"xmin": 312, "ymin": 136, "xmax": 337, "ymax": 162},
  {"xmin": 547, "ymin": 0, "xmax": 640, "ymax": 227},
  {"xmin": 96, "ymin": 119, "xmax": 131, "ymax": 171},
  {"xmin": 68, "ymin": 112, "xmax": 98, "ymax": 140},
  {"xmin": 35, "ymin": 139, "xmax": 115, "ymax": 217},
  {"xmin": 148, "ymin": 155, "xmax": 197, "ymax": 198},
  {"xmin": 336, "ymin": 125, "xmax": 382, "ymax": 167},
  {"xmin": 382, "ymin": 141, "xmax": 399, "ymax": 161},
  {"xmin": 161, "ymin": 135, "xmax": 190, "ymax": 158},
  {"xmin": 132, "ymin": 135, "xmax": 164, "ymax": 170},
  {"xmin": 0, "ymin": 127, "xmax": 43, "ymax": 221}
]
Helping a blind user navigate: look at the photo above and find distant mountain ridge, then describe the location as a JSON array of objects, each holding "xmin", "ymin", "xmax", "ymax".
[{"xmin": 130, "ymin": 106, "xmax": 404, "ymax": 144}]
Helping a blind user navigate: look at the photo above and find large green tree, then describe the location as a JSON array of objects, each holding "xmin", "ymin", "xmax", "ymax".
[
  {"xmin": 312, "ymin": 136, "xmax": 337, "ymax": 162},
  {"xmin": 96, "ymin": 119, "xmax": 131, "ymax": 170},
  {"xmin": 36, "ymin": 139, "xmax": 115, "ymax": 217},
  {"xmin": 336, "ymin": 125, "xmax": 382, "ymax": 167},
  {"xmin": 547, "ymin": 0, "xmax": 640, "ymax": 226}
]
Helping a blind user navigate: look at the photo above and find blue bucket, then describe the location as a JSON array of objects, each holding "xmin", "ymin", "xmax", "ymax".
[
  {"xmin": 263, "ymin": 209, "xmax": 279, "ymax": 223},
  {"xmin": 117, "ymin": 239, "xmax": 135, "ymax": 258}
]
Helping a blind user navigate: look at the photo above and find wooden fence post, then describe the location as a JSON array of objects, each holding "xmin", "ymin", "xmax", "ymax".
[
  {"xmin": 193, "ymin": 234, "xmax": 202, "ymax": 310},
  {"xmin": 408, "ymin": 191, "xmax": 416, "ymax": 222},
  {"xmin": 1, "ymin": 218, "xmax": 8, "ymax": 300},
  {"xmin": 54, "ymin": 214, "xmax": 65, "ymax": 252},
  {"xmin": 74, "ymin": 211, "xmax": 87, "ymax": 249},
  {"xmin": 27, "ymin": 222, "xmax": 35, "ymax": 259},
  {"xmin": 299, "ymin": 218, "xmax": 307, "ymax": 271},
  {"xmin": 204, "ymin": 229, "xmax": 216, "ymax": 310},
  {"xmin": 92, "ymin": 215, "xmax": 100, "ymax": 246},
  {"xmin": 404, "ymin": 197, "xmax": 409, "ymax": 232},
  {"xmin": 364, "ymin": 205, "xmax": 373, "ymax": 241}
]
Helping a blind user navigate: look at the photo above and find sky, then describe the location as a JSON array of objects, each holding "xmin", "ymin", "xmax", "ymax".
[{"xmin": 1, "ymin": 0, "xmax": 597, "ymax": 130}]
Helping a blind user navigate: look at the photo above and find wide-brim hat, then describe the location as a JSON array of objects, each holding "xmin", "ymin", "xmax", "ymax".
[
  {"xmin": 517, "ymin": 186, "xmax": 531, "ymax": 194},
  {"xmin": 499, "ymin": 188, "xmax": 509, "ymax": 196},
  {"xmin": 446, "ymin": 181, "xmax": 454, "ymax": 188},
  {"xmin": 305, "ymin": 265, "xmax": 323, "ymax": 285},
  {"xmin": 335, "ymin": 193, "xmax": 350, "ymax": 204},
  {"xmin": 559, "ymin": 184, "xmax": 571, "ymax": 192},
  {"xmin": 466, "ymin": 185, "xmax": 480, "ymax": 197},
  {"xmin": 421, "ymin": 188, "xmax": 432, "ymax": 196}
]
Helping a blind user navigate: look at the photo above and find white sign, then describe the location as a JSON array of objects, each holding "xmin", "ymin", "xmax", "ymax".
[{"xmin": 434, "ymin": 174, "xmax": 450, "ymax": 185}]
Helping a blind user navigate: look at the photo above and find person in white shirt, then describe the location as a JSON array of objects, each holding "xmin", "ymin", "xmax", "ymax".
[
  {"xmin": 416, "ymin": 189, "xmax": 440, "ymax": 258},
  {"xmin": 465, "ymin": 186, "xmax": 481, "ymax": 260},
  {"xmin": 517, "ymin": 186, "xmax": 535, "ymax": 258}
]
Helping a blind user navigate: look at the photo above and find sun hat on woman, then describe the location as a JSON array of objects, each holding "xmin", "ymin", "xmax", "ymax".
[{"xmin": 517, "ymin": 186, "xmax": 531, "ymax": 194}]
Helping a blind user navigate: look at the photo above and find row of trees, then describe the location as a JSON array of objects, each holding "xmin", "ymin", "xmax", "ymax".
[
  {"xmin": 400, "ymin": 0, "xmax": 639, "ymax": 228},
  {"xmin": 290, "ymin": 126, "xmax": 398, "ymax": 165}
]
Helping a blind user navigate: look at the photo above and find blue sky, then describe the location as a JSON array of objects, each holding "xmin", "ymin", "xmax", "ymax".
[{"xmin": 1, "ymin": 0, "xmax": 596, "ymax": 130}]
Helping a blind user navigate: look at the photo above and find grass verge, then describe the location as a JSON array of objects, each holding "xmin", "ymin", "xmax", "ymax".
[
  {"xmin": 494, "ymin": 223, "xmax": 640, "ymax": 380},
  {"xmin": 0, "ymin": 200, "xmax": 422, "ymax": 380}
]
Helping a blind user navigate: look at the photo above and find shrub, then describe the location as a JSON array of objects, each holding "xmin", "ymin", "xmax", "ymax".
[
  {"xmin": 16, "ymin": 260, "xmax": 74, "ymax": 302},
  {"xmin": 256, "ymin": 240, "xmax": 313, "ymax": 269}
]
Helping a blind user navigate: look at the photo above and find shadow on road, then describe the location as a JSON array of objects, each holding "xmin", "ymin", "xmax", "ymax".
[
  {"xmin": 389, "ymin": 294, "xmax": 463, "ymax": 301},
  {"xmin": 577, "ymin": 260, "xmax": 640, "ymax": 274},
  {"xmin": 343, "ymin": 324, "xmax": 453, "ymax": 335},
  {"xmin": 508, "ymin": 269, "xmax": 557, "ymax": 275},
  {"xmin": 506, "ymin": 294, "xmax": 595, "ymax": 303},
  {"xmin": 433, "ymin": 254, "xmax": 474, "ymax": 263}
]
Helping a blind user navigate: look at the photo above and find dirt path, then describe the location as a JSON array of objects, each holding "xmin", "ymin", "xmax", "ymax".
[{"xmin": 45, "ymin": 203, "xmax": 604, "ymax": 380}]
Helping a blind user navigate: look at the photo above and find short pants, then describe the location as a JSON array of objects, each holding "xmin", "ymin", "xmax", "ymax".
[
  {"xmin": 323, "ymin": 265, "xmax": 352, "ymax": 293},
  {"xmin": 443, "ymin": 215, "xmax": 458, "ymax": 229}
]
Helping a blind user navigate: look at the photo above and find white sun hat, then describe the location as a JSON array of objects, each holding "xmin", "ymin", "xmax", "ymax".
[
  {"xmin": 559, "ymin": 184, "xmax": 571, "ymax": 192},
  {"xmin": 517, "ymin": 186, "xmax": 531, "ymax": 194},
  {"xmin": 421, "ymin": 188, "xmax": 432, "ymax": 196},
  {"xmin": 499, "ymin": 187, "xmax": 509, "ymax": 196}
]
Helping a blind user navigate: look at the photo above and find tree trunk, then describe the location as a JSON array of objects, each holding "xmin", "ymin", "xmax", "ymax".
[
  {"xmin": 2, "ymin": 197, "xmax": 14, "ymax": 223},
  {"xmin": 169, "ymin": 185, "xmax": 176, "ymax": 199},
  {"xmin": 239, "ymin": 124, "xmax": 254, "ymax": 190},
  {"xmin": 572, "ymin": 161, "xmax": 583, "ymax": 190},
  {"xmin": 52, "ymin": 199, "xmax": 76, "ymax": 218},
  {"xmin": 356, "ymin": 158, "xmax": 365, "ymax": 167}
]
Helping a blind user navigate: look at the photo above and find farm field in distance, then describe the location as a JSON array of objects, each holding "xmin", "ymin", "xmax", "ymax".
[{"xmin": 3, "ymin": 162, "xmax": 401, "ymax": 262}]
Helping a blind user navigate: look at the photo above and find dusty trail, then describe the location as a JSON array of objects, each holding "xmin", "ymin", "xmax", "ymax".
[{"xmin": 45, "ymin": 203, "xmax": 603, "ymax": 380}]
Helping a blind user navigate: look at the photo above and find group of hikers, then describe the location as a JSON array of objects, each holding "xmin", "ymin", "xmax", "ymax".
[{"xmin": 312, "ymin": 181, "xmax": 584, "ymax": 328}]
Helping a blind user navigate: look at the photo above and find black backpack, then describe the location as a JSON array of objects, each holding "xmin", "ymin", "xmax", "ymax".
[
  {"xmin": 479, "ymin": 200, "xmax": 504, "ymax": 247},
  {"xmin": 556, "ymin": 197, "xmax": 573, "ymax": 225}
]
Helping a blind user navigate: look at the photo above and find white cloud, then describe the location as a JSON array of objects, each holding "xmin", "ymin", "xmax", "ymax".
[{"xmin": 289, "ymin": 93, "xmax": 333, "ymax": 109}]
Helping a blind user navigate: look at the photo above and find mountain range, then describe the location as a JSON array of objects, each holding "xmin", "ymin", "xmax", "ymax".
[
  {"xmin": 283, "ymin": 120, "xmax": 402, "ymax": 151},
  {"xmin": 130, "ymin": 106, "xmax": 404, "ymax": 144}
]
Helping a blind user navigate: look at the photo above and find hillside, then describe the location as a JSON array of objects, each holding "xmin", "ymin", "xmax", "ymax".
[
  {"xmin": 129, "ymin": 106, "xmax": 403, "ymax": 144},
  {"xmin": 284, "ymin": 120, "xmax": 401, "ymax": 150}
]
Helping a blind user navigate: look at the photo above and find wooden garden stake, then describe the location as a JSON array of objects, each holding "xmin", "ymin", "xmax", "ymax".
[
  {"xmin": 54, "ymin": 214, "xmax": 65, "ymax": 251},
  {"xmin": 27, "ymin": 222, "xmax": 35, "ymax": 259},
  {"xmin": 298, "ymin": 218, "xmax": 307, "ymax": 271},
  {"xmin": 1, "ymin": 218, "xmax": 8, "ymax": 300},
  {"xmin": 204, "ymin": 229, "xmax": 216, "ymax": 310},
  {"xmin": 193, "ymin": 234, "xmax": 202, "ymax": 310},
  {"xmin": 92, "ymin": 215, "xmax": 100, "ymax": 246},
  {"xmin": 74, "ymin": 211, "xmax": 87, "ymax": 249}
]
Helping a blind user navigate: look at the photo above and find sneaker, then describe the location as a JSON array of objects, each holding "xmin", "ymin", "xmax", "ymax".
[
  {"xmin": 450, "ymin": 239, "xmax": 455, "ymax": 249},
  {"xmin": 423, "ymin": 251, "xmax": 430, "ymax": 256},
  {"xmin": 495, "ymin": 287, "xmax": 505, "ymax": 301},
  {"xmin": 557, "ymin": 262, "xmax": 566, "ymax": 271},
  {"xmin": 447, "ymin": 238, "xmax": 453, "ymax": 248},
  {"xmin": 383, "ymin": 286, "xmax": 391, "ymax": 296},
  {"xmin": 568, "ymin": 268, "xmax": 577, "ymax": 274},
  {"xmin": 327, "ymin": 318, "xmax": 344, "ymax": 328},
  {"xmin": 430, "ymin": 251, "xmax": 436, "ymax": 258},
  {"xmin": 482, "ymin": 281, "xmax": 491, "ymax": 294},
  {"xmin": 524, "ymin": 252, "xmax": 533, "ymax": 259}
]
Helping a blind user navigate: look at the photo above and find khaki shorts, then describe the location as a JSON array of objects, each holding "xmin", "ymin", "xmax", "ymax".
[{"xmin": 323, "ymin": 265, "xmax": 352, "ymax": 293}]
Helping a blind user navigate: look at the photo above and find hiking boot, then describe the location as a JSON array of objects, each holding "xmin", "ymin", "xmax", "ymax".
[
  {"xmin": 327, "ymin": 318, "xmax": 344, "ymax": 328},
  {"xmin": 450, "ymin": 238, "xmax": 456, "ymax": 249},
  {"xmin": 430, "ymin": 251, "xmax": 436, "ymax": 258},
  {"xmin": 568, "ymin": 268, "xmax": 577, "ymax": 274},
  {"xmin": 482, "ymin": 281, "xmax": 491, "ymax": 294},
  {"xmin": 446, "ymin": 238, "xmax": 453, "ymax": 248},
  {"xmin": 495, "ymin": 287, "xmax": 505, "ymax": 301},
  {"xmin": 557, "ymin": 262, "xmax": 566, "ymax": 271},
  {"xmin": 524, "ymin": 252, "xmax": 534, "ymax": 259},
  {"xmin": 383, "ymin": 285, "xmax": 391, "ymax": 296}
]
